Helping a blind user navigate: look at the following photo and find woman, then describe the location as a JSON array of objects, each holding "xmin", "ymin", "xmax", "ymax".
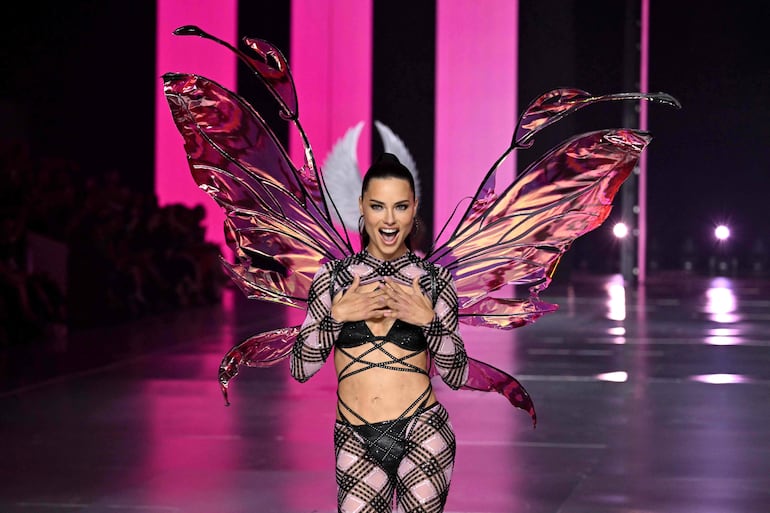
[{"xmin": 291, "ymin": 153, "xmax": 469, "ymax": 513}]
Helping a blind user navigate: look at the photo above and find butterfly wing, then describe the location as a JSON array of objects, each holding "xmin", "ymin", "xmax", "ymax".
[
  {"xmin": 425, "ymin": 90, "xmax": 678, "ymax": 420},
  {"xmin": 218, "ymin": 326, "xmax": 301, "ymax": 405},
  {"xmin": 164, "ymin": 30, "xmax": 679, "ymax": 419},
  {"xmin": 163, "ymin": 26, "xmax": 354, "ymax": 400},
  {"xmin": 429, "ymin": 89, "xmax": 679, "ymax": 329}
]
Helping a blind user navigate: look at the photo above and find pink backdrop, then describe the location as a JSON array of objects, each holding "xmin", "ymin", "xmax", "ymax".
[
  {"xmin": 289, "ymin": 0, "xmax": 374, "ymax": 173},
  {"xmin": 154, "ymin": 0, "xmax": 238, "ymax": 246},
  {"xmin": 434, "ymin": 1, "xmax": 519, "ymax": 241}
]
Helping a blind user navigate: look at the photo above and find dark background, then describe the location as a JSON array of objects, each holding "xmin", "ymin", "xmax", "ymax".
[
  {"xmin": 1, "ymin": 2, "xmax": 156, "ymax": 191},
  {"xmin": 2, "ymin": 0, "xmax": 768, "ymax": 273}
]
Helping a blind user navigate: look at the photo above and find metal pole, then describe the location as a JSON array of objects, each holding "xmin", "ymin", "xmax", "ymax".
[
  {"xmin": 638, "ymin": 0, "xmax": 650, "ymax": 284},
  {"xmin": 620, "ymin": 0, "xmax": 640, "ymax": 286}
]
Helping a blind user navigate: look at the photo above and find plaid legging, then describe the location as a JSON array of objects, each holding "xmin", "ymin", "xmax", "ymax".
[{"xmin": 334, "ymin": 403, "xmax": 456, "ymax": 513}]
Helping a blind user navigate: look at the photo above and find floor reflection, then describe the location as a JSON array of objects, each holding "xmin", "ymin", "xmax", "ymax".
[
  {"xmin": 2, "ymin": 273, "xmax": 769, "ymax": 512},
  {"xmin": 705, "ymin": 277, "xmax": 740, "ymax": 323}
]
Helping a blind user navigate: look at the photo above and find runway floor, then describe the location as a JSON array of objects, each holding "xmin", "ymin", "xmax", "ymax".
[{"xmin": 2, "ymin": 272, "xmax": 769, "ymax": 513}]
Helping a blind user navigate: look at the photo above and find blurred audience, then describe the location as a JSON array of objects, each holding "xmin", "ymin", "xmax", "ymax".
[{"xmin": 0, "ymin": 137, "xmax": 225, "ymax": 346}]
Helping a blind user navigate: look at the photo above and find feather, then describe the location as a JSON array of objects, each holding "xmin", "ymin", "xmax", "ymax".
[
  {"xmin": 321, "ymin": 120, "xmax": 424, "ymax": 230},
  {"xmin": 321, "ymin": 121, "xmax": 365, "ymax": 230}
]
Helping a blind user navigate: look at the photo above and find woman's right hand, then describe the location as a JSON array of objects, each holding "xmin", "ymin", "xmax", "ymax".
[{"xmin": 330, "ymin": 275, "xmax": 389, "ymax": 322}]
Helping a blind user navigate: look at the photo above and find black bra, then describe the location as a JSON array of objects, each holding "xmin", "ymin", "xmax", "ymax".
[{"xmin": 335, "ymin": 319, "xmax": 427, "ymax": 351}]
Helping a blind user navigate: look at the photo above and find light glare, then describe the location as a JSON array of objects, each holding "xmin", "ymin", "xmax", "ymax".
[
  {"xmin": 596, "ymin": 371, "xmax": 628, "ymax": 383},
  {"xmin": 714, "ymin": 225, "xmax": 730, "ymax": 240},
  {"xmin": 691, "ymin": 374, "xmax": 748, "ymax": 384},
  {"xmin": 705, "ymin": 280, "xmax": 738, "ymax": 323},
  {"xmin": 605, "ymin": 275, "xmax": 626, "ymax": 321}
]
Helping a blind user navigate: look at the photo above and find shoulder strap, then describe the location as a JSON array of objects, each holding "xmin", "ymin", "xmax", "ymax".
[
  {"xmin": 329, "ymin": 259, "xmax": 345, "ymax": 299},
  {"xmin": 427, "ymin": 262, "xmax": 438, "ymax": 307}
]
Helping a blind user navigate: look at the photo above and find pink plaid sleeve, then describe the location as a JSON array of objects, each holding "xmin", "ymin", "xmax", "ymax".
[{"xmin": 290, "ymin": 263, "xmax": 343, "ymax": 382}]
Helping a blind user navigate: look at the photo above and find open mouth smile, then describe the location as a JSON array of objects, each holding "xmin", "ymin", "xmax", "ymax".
[{"xmin": 378, "ymin": 228, "xmax": 399, "ymax": 245}]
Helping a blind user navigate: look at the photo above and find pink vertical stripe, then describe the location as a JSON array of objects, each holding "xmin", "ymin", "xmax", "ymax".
[
  {"xmin": 433, "ymin": 6, "xmax": 520, "ymax": 496},
  {"xmin": 434, "ymin": 1, "xmax": 518, "ymax": 241},
  {"xmin": 289, "ymin": 0, "xmax": 373, "ymax": 172},
  {"xmin": 155, "ymin": 0, "xmax": 238, "ymax": 246},
  {"xmin": 282, "ymin": 2, "xmax": 374, "ymax": 440},
  {"xmin": 638, "ymin": 0, "xmax": 649, "ymax": 282}
]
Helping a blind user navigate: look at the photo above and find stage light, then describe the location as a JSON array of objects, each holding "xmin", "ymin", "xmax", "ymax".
[
  {"xmin": 714, "ymin": 224, "xmax": 730, "ymax": 241},
  {"xmin": 613, "ymin": 222, "xmax": 629, "ymax": 238}
]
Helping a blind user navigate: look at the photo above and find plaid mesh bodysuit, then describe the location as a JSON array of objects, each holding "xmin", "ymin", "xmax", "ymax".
[{"xmin": 291, "ymin": 251, "xmax": 469, "ymax": 513}]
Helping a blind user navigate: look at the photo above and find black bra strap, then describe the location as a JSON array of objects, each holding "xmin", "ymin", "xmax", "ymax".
[
  {"xmin": 336, "ymin": 340, "xmax": 427, "ymax": 381},
  {"xmin": 337, "ymin": 384, "xmax": 432, "ymax": 431}
]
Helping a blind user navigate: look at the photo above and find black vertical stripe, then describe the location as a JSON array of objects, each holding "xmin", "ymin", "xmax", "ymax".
[
  {"xmin": 237, "ymin": 2, "xmax": 292, "ymax": 147},
  {"xmin": 372, "ymin": 0, "xmax": 436, "ymax": 253},
  {"xmin": 519, "ymin": 0, "xmax": 627, "ymax": 276},
  {"xmin": 518, "ymin": 0, "xmax": 580, "ymax": 173}
]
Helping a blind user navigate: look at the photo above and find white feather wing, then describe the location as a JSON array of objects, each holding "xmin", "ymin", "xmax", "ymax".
[{"xmin": 322, "ymin": 121, "xmax": 365, "ymax": 230}]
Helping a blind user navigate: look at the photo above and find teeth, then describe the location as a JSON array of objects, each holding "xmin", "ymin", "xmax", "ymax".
[{"xmin": 380, "ymin": 229, "xmax": 398, "ymax": 234}]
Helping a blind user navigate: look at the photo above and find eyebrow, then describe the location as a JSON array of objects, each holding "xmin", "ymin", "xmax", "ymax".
[{"xmin": 368, "ymin": 199, "xmax": 411, "ymax": 206}]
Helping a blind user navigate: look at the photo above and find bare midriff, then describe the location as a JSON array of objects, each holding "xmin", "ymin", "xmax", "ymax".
[{"xmin": 334, "ymin": 344, "xmax": 436, "ymax": 424}]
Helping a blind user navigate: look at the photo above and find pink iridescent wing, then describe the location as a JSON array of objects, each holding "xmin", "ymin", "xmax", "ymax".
[
  {"xmin": 429, "ymin": 356, "xmax": 537, "ymax": 426},
  {"xmin": 217, "ymin": 326, "xmax": 300, "ymax": 405},
  {"xmin": 427, "ymin": 89, "xmax": 678, "ymax": 419},
  {"xmin": 464, "ymin": 358, "xmax": 536, "ymax": 426},
  {"xmin": 514, "ymin": 88, "xmax": 679, "ymax": 149},
  {"xmin": 430, "ymin": 89, "xmax": 680, "ymax": 328},
  {"xmin": 162, "ymin": 26, "xmax": 353, "ymax": 400},
  {"xmin": 434, "ymin": 127, "xmax": 650, "ymax": 326}
]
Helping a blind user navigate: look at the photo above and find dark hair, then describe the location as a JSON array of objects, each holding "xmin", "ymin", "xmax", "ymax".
[
  {"xmin": 359, "ymin": 153, "xmax": 419, "ymax": 250},
  {"xmin": 361, "ymin": 153, "xmax": 416, "ymax": 197}
]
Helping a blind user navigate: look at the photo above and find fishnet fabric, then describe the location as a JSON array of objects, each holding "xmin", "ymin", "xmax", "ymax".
[
  {"xmin": 290, "ymin": 261, "xmax": 343, "ymax": 381},
  {"xmin": 291, "ymin": 251, "xmax": 469, "ymax": 389},
  {"xmin": 335, "ymin": 404, "xmax": 456, "ymax": 513}
]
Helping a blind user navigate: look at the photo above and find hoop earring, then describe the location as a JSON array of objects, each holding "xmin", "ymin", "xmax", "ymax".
[
  {"xmin": 411, "ymin": 217, "xmax": 420, "ymax": 235},
  {"xmin": 358, "ymin": 215, "xmax": 369, "ymax": 251}
]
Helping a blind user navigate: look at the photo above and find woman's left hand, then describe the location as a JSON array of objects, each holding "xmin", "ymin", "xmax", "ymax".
[{"xmin": 382, "ymin": 277, "xmax": 435, "ymax": 326}]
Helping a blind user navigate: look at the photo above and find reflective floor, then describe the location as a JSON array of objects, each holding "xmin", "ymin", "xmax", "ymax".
[{"xmin": 2, "ymin": 272, "xmax": 769, "ymax": 513}]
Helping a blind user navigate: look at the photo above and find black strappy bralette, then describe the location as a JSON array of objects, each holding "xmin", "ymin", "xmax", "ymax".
[{"xmin": 335, "ymin": 319, "xmax": 428, "ymax": 352}]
